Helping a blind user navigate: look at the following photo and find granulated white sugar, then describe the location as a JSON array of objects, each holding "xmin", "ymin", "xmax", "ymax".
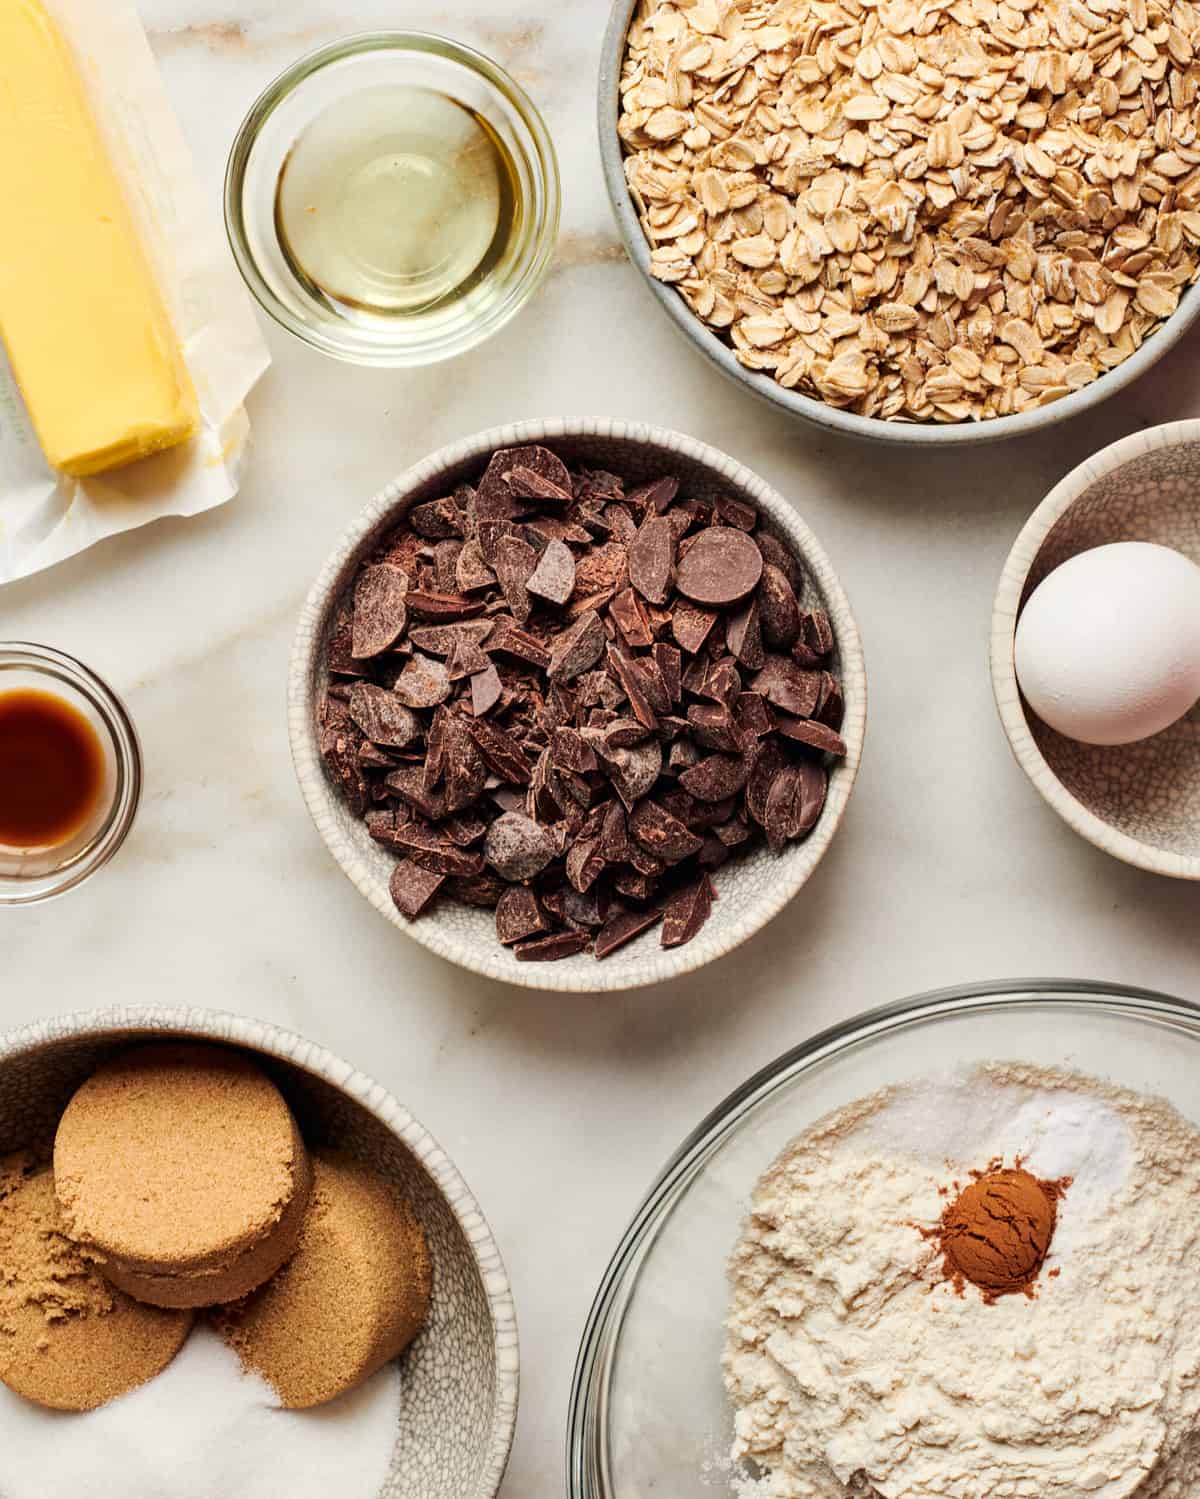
[{"xmin": 0, "ymin": 1324, "xmax": 400, "ymax": 1499}]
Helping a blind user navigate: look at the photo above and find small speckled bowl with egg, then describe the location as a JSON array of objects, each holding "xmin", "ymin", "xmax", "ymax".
[{"xmin": 991, "ymin": 420, "xmax": 1200, "ymax": 879}]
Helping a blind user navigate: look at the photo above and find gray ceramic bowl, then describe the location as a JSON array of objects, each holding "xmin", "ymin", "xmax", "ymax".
[
  {"xmin": 991, "ymin": 420, "xmax": 1200, "ymax": 877},
  {"xmin": 289, "ymin": 418, "xmax": 866, "ymax": 993},
  {"xmin": 597, "ymin": 0, "xmax": 1200, "ymax": 448},
  {"xmin": 0, "ymin": 1006, "xmax": 518, "ymax": 1498}
]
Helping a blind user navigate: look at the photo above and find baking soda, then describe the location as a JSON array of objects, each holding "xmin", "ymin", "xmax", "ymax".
[{"xmin": 0, "ymin": 1325, "xmax": 400, "ymax": 1499}]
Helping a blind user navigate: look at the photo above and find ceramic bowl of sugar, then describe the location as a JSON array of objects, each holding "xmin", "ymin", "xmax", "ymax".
[
  {"xmin": 0, "ymin": 1007, "xmax": 517, "ymax": 1499},
  {"xmin": 991, "ymin": 420, "xmax": 1200, "ymax": 878},
  {"xmin": 568, "ymin": 979, "xmax": 1200, "ymax": 1499}
]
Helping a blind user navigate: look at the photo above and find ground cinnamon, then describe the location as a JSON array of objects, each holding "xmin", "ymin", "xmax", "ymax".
[{"xmin": 936, "ymin": 1165, "xmax": 1065, "ymax": 1301}]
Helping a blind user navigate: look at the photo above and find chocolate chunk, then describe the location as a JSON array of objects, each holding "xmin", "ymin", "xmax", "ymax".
[
  {"xmin": 409, "ymin": 498, "xmax": 462, "ymax": 539},
  {"xmin": 548, "ymin": 610, "xmax": 606, "ymax": 682},
  {"xmin": 469, "ymin": 663, "xmax": 503, "ymax": 717},
  {"xmin": 803, "ymin": 609, "xmax": 835, "ymax": 656},
  {"xmin": 513, "ymin": 930, "xmax": 591, "ymax": 962},
  {"xmin": 551, "ymin": 727, "xmax": 597, "ymax": 774},
  {"xmin": 526, "ymin": 539, "xmax": 576, "ymax": 606},
  {"xmin": 393, "ymin": 653, "xmax": 452, "ymax": 709},
  {"xmin": 573, "ymin": 541, "xmax": 628, "ymax": 600},
  {"xmin": 456, "ymin": 540, "xmax": 496, "ymax": 594},
  {"xmin": 698, "ymin": 833, "xmax": 730, "ymax": 869},
  {"xmin": 467, "ymin": 717, "xmax": 534, "ymax": 784},
  {"xmin": 776, "ymin": 716, "xmax": 848, "ymax": 756},
  {"xmin": 445, "ymin": 636, "xmax": 491, "ymax": 680},
  {"xmin": 629, "ymin": 799, "xmax": 705, "ymax": 862},
  {"xmin": 756, "ymin": 532, "xmax": 805, "ymax": 594},
  {"xmin": 494, "ymin": 535, "xmax": 537, "ymax": 624},
  {"xmin": 673, "ymin": 600, "xmax": 718, "ymax": 655},
  {"xmin": 405, "ymin": 590, "xmax": 486, "ymax": 622},
  {"xmin": 446, "ymin": 871, "xmax": 507, "ymax": 907},
  {"xmin": 566, "ymin": 836, "xmax": 606, "ymax": 893},
  {"xmin": 610, "ymin": 587, "xmax": 655, "ymax": 648},
  {"xmin": 495, "ymin": 886, "xmax": 549, "ymax": 945},
  {"xmin": 477, "ymin": 445, "xmax": 571, "ymax": 520},
  {"xmin": 408, "ymin": 620, "xmax": 493, "ymax": 656},
  {"xmin": 507, "ymin": 464, "xmax": 572, "ymax": 505},
  {"xmin": 679, "ymin": 752, "xmax": 751, "ymax": 802},
  {"xmin": 384, "ymin": 766, "xmax": 446, "ymax": 821},
  {"xmin": 758, "ymin": 564, "xmax": 801, "ymax": 649},
  {"xmin": 668, "ymin": 737, "xmax": 701, "ymax": 772},
  {"xmin": 726, "ymin": 595, "xmax": 765, "ymax": 671},
  {"xmin": 595, "ymin": 906, "xmax": 664, "ymax": 959},
  {"xmin": 320, "ymin": 725, "xmax": 368, "ymax": 815},
  {"xmin": 687, "ymin": 702, "xmax": 742, "ymax": 754},
  {"xmin": 599, "ymin": 800, "xmax": 631, "ymax": 861},
  {"xmin": 716, "ymin": 494, "xmax": 758, "ymax": 531},
  {"xmin": 795, "ymin": 760, "xmax": 828, "ymax": 834},
  {"xmin": 352, "ymin": 564, "xmax": 409, "ymax": 658},
  {"xmin": 607, "ymin": 646, "xmax": 660, "ymax": 731},
  {"xmin": 442, "ymin": 714, "xmax": 487, "ymax": 813},
  {"xmin": 675, "ymin": 528, "xmax": 763, "ymax": 607},
  {"xmin": 346, "ymin": 683, "xmax": 421, "ymax": 748},
  {"xmin": 389, "ymin": 860, "xmax": 445, "ymax": 918},
  {"xmin": 628, "ymin": 517, "xmax": 675, "ymax": 605},
  {"xmin": 613, "ymin": 869, "xmax": 659, "ymax": 902},
  {"xmin": 599, "ymin": 736, "xmax": 662, "ymax": 810},
  {"xmin": 735, "ymin": 691, "xmax": 775, "ymax": 738},
  {"xmin": 764, "ymin": 766, "xmax": 802, "ymax": 854},
  {"xmin": 661, "ymin": 876, "xmax": 715, "ymax": 948},
  {"xmin": 483, "ymin": 813, "xmax": 555, "ymax": 881},
  {"xmin": 488, "ymin": 622, "xmax": 551, "ymax": 670},
  {"xmin": 627, "ymin": 476, "xmax": 679, "ymax": 514},
  {"xmin": 817, "ymin": 674, "xmax": 845, "ymax": 730},
  {"xmin": 751, "ymin": 655, "xmax": 822, "ymax": 717}
]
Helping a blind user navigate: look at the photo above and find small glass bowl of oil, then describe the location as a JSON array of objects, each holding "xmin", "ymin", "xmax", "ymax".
[
  {"xmin": 0, "ymin": 644, "xmax": 142, "ymax": 905},
  {"xmin": 225, "ymin": 32, "xmax": 561, "ymax": 367}
]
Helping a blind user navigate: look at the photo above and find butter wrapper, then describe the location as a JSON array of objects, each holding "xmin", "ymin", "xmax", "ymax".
[{"xmin": 0, "ymin": 0, "xmax": 270, "ymax": 585}]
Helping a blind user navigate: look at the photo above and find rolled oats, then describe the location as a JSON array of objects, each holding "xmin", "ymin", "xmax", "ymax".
[{"xmin": 618, "ymin": 0, "xmax": 1200, "ymax": 423}]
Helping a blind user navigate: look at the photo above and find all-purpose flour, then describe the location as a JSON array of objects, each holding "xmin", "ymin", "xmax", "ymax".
[
  {"xmin": 724, "ymin": 1064, "xmax": 1200, "ymax": 1499},
  {"xmin": 0, "ymin": 1324, "xmax": 400, "ymax": 1499}
]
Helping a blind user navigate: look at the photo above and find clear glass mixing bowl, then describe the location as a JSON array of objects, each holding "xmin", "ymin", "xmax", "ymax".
[{"xmin": 567, "ymin": 980, "xmax": 1200, "ymax": 1499}]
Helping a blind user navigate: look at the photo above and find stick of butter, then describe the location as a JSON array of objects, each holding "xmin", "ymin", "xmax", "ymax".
[{"xmin": 0, "ymin": 0, "xmax": 199, "ymax": 477}]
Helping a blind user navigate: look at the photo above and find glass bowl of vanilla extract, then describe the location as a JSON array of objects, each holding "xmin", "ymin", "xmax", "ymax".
[
  {"xmin": 225, "ymin": 32, "xmax": 561, "ymax": 367},
  {"xmin": 0, "ymin": 644, "xmax": 141, "ymax": 904}
]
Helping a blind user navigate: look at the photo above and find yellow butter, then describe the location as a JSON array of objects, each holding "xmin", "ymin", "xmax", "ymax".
[{"xmin": 0, "ymin": 0, "xmax": 199, "ymax": 477}]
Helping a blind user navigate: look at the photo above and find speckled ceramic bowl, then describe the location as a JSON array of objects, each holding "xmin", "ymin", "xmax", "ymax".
[
  {"xmin": 0, "ymin": 1007, "xmax": 518, "ymax": 1499},
  {"xmin": 289, "ymin": 418, "xmax": 866, "ymax": 993},
  {"xmin": 991, "ymin": 420, "xmax": 1200, "ymax": 877},
  {"xmin": 597, "ymin": 0, "xmax": 1200, "ymax": 448}
]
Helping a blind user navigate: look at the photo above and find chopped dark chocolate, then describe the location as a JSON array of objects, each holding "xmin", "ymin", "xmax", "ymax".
[
  {"xmin": 348, "ymin": 683, "xmax": 421, "ymax": 748},
  {"xmin": 352, "ymin": 564, "xmax": 409, "ymax": 658},
  {"xmin": 319, "ymin": 443, "xmax": 846, "ymax": 962},
  {"xmin": 525, "ymin": 538, "xmax": 577, "ymax": 606},
  {"xmin": 389, "ymin": 861, "xmax": 445, "ymax": 919},
  {"xmin": 675, "ymin": 528, "xmax": 763, "ymax": 606}
]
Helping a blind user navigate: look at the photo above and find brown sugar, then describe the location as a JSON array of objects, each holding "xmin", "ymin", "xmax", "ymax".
[
  {"xmin": 53, "ymin": 1044, "xmax": 312, "ymax": 1308},
  {"xmin": 936, "ymin": 1165, "xmax": 1064, "ymax": 1301},
  {"xmin": 215, "ymin": 1150, "xmax": 431, "ymax": 1409},
  {"xmin": 0, "ymin": 1154, "xmax": 191, "ymax": 1411}
]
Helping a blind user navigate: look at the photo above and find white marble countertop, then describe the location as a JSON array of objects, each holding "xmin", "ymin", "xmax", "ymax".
[{"xmin": 5, "ymin": 0, "xmax": 1200, "ymax": 1491}]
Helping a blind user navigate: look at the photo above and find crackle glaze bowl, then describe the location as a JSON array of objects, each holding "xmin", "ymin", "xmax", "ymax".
[
  {"xmin": 567, "ymin": 980, "xmax": 1200, "ymax": 1499},
  {"xmin": 597, "ymin": 0, "xmax": 1200, "ymax": 448},
  {"xmin": 992, "ymin": 420, "xmax": 1200, "ymax": 878},
  {"xmin": 0, "ymin": 1007, "xmax": 518, "ymax": 1499},
  {"xmin": 289, "ymin": 418, "xmax": 866, "ymax": 994}
]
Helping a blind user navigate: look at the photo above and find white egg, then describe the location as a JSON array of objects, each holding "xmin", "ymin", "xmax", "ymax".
[{"xmin": 1014, "ymin": 541, "xmax": 1200, "ymax": 746}]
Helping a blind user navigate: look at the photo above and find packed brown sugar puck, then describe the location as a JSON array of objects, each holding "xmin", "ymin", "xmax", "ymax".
[
  {"xmin": 53, "ymin": 1043, "xmax": 312, "ymax": 1309},
  {"xmin": 0, "ymin": 1155, "xmax": 191, "ymax": 1411},
  {"xmin": 215, "ymin": 1150, "xmax": 431, "ymax": 1409}
]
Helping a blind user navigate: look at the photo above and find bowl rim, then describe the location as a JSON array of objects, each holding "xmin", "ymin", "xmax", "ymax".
[
  {"xmin": 565, "ymin": 977, "xmax": 1199, "ymax": 1498},
  {"xmin": 989, "ymin": 417, "xmax": 1200, "ymax": 880},
  {"xmin": 596, "ymin": 0, "xmax": 1200, "ymax": 449},
  {"xmin": 287, "ymin": 416, "xmax": 867, "ymax": 993},
  {"xmin": 0, "ymin": 1003, "xmax": 519, "ymax": 1499}
]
